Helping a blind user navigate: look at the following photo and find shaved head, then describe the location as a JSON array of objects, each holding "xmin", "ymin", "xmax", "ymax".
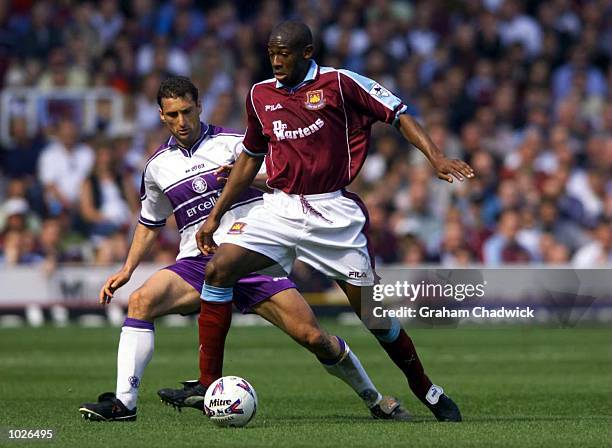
[{"xmin": 269, "ymin": 20, "xmax": 312, "ymax": 51}]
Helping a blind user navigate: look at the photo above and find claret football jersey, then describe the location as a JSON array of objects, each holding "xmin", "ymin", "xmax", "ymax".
[{"xmin": 242, "ymin": 61, "xmax": 410, "ymax": 194}]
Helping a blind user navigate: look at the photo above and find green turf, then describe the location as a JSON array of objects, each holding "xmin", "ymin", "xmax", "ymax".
[{"xmin": 1, "ymin": 323, "xmax": 610, "ymax": 447}]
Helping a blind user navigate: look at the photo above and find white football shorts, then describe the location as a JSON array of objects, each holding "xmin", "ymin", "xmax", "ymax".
[{"xmin": 217, "ymin": 189, "xmax": 375, "ymax": 286}]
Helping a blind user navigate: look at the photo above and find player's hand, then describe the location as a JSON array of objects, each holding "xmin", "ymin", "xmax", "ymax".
[
  {"xmin": 432, "ymin": 157, "xmax": 475, "ymax": 183},
  {"xmin": 196, "ymin": 217, "xmax": 220, "ymax": 255},
  {"xmin": 99, "ymin": 269, "xmax": 131, "ymax": 305},
  {"xmin": 215, "ymin": 164, "xmax": 233, "ymax": 185}
]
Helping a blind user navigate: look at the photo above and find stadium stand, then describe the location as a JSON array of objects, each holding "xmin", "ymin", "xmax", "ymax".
[{"xmin": 0, "ymin": 0, "xmax": 610, "ymax": 287}]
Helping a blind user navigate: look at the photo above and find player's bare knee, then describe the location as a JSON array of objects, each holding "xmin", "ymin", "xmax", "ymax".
[
  {"xmin": 127, "ymin": 289, "xmax": 155, "ymax": 320},
  {"xmin": 204, "ymin": 258, "xmax": 235, "ymax": 286},
  {"xmin": 301, "ymin": 326, "xmax": 332, "ymax": 355}
]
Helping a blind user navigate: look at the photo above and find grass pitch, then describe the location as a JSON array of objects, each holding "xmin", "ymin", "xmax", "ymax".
[{"xmin": 1, "ymin": 322, "xmax": 610, "ymax": 447}]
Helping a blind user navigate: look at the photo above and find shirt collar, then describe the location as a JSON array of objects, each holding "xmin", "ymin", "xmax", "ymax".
[
  {"xmin": 168, "ymin": 122, "xmax": 209, "ymax": 156},
  {"xmin": 275, "ymin": 60, "xmax": 318, "ymax": 90}
]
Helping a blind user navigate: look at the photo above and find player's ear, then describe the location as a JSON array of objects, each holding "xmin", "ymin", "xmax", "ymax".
[
  {"xmin": 159, "ymin": 108, "xmax": 166, "ymax": 122},
  {"xmin": 303, "ymin": 44, "xmax": 313, "ymax": 59}
]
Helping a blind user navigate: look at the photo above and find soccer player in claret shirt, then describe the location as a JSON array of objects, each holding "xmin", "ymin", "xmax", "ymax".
[
  {"xmin": 195, "ymin": 21, "xmax": 474, "ymax": 422},
  {"xmin": 78, "ymin": 76, "xmax": 409, "ymax": 422}
]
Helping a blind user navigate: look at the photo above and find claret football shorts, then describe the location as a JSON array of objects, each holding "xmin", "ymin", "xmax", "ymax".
[{"xmin": 218, "ymin": 189, "xmax": 376, "ymax": 286}]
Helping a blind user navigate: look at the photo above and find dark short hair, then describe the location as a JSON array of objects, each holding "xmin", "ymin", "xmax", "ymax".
[{"xmin": 157, "ymin": 76, "xmax": 199, "ymax": 109}]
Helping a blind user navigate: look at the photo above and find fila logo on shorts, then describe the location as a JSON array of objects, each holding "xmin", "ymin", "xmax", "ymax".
[{"xmin": 272, "ymin": 118, "xmax": 325, "ymax": 141}]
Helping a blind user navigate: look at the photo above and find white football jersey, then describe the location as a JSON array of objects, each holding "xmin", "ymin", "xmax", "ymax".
[{"xmin": 139, "ymin": 123, "xmax": 264, "ymax": 260}]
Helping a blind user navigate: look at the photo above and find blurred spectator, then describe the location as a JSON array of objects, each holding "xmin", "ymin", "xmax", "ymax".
[
  {"xmin": 90, "ymin": 0, "xmax": 124, "ymax": 50},
  {"xmin": 94, "ymin": 230, "xmax": 129, "ymax": 265},
  {"xmin": 135, "ymin": 72, "xmax": 164, "ymax": 132},
  {"xmin": 572, "ymin": 220, "xmax": 612, "ymax": 266},
  {"xmin": 393, "ymin": 179, "xmax": 442, "ymax": 253},
  {"xmin": 567, "ymin": 167, "xmax": 607, "ymax": 227},
  {"xmin": 37, "ymin": 216, "xmax": 89, "ymax": 269},
  {"xmin": 498, "ymin": 0, "xmax": 542, "ymax": 57},
  {"xmin": 361, "ymin": 134, "xmax": 400, "ymax": 183},
  {"xmin": 552, "ymin": 46, "xmax": 607, "ymax": 101},
  {"xmin": 65, "ymin": 2, "xmax": 102, "ymax": 61},
  {"xmin": 22, "ymin": 2, "xmax": 62, "ymax": 59},
  {"xmin": 0, "ymin": 178, "xmax": 42, "ymax": 229},
  {"xmin": 37, "ymin": 47, "xmax": 89, "ymax": 90},
  {"xmin": 367, "ymin": 203, "xmax": 399, "ymax": 265},
  {"xmin": 1, "ymin": 197, "xmax": 30, "ymax": 234},
  {"xmin": 190, "ymin": 35, "xmax": 233, "ymax": 123},
  {"xmin": 0, "ymin": 3, "xmax": 16, "ymax": 87},
  {"xmin": 439, "ymin": 221, "xmax": 474, "ymax": 266},
  {"xmin": 322, "ymin": 8, "xmax": 368, "ymax": 64},
  {"xmin": 546, "ymin": 243, "xmax": 570, "ymax": 264},
  {"xmin": 399, "ymin": 234, "xmax": 427, "ymax": 265},
  {"xmin": 37, "ymin": 118, "xmax": 94, "ymax": 215},
  {"xmin": 1, "ymin": 116, "xmax": 46, "ymax": 181},
  {"xmin": 475, "ymin": 11, "xmax": 502, "ymax": 59},
  {"xmin": 136, "ymin": 35, "xmax": 191, "ymax": 76},
  {"xmin": 407, "ymin": 4, "xmax": 437, "ymax": 58},
  {"xmin": 156, "ymin": 0, "xmax": 206, "ymax": 39},
  {"xmin": 0, "ymin": 229, "xmax": 43, "ymax": 265},
  {"xmin": 79, "ymin": 141, "xmax": 138, "ymax": 240},
  {"xmin": 482, "ymin": 209, "xmax": 529, "ymax": 264},
  {"xmin": 482, "ymin": 179, "xmax": 523, "ymax": 228}
]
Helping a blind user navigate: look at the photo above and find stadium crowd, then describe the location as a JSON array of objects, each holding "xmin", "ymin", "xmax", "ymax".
[{"xmin": 0, "ymin": 0, "xmax": 610, "ymax": 275}]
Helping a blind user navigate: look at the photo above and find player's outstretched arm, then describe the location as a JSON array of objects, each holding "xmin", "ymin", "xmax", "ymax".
[
  {"xmin": 99, "ymin": 223, "xmax": 161, "ymax": 304},
  {"xmin": 196, "ymin": 152, "xmax": 264, "ymax": 255},
  {"xmin": 397, "ymin": 114, "xmax": 475, "ymax": 183}
]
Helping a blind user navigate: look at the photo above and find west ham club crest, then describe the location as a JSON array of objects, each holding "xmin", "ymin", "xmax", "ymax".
[{"xmin": 304, "ymin": 90, "xmax": 326, "ymax": 110}]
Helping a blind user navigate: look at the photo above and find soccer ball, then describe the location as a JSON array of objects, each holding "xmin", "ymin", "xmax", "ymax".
[{"xmin": 203, "ymin": 376, "xmax": 258, "ymax": 427}]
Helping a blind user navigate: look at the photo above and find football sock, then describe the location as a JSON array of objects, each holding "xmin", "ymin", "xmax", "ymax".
[
  {"xmin": 198, "ymin": 300, "xmax": 232, "ymax": 387},
  {"xmin": 115, "ymin": 318, "xmax": 155, "ymax": 411},
  {"xmin": 318, "ymin": 336, "xmax": 382, "ymax": 408},
  {"xmin": 201, "ymin": 283, "xmax": 234, "ymax": 303},
  {"xmin": 372, "ymin": 319, "xmax": 433, "ymax": 404}
]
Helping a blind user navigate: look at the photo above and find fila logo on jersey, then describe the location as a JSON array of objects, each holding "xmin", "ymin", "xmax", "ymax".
[
  {"xmin": 191, "ymin": 177, "xmax": 208, "ymax": 193},
  {"xmin": 272, "ymin": 118, "xmax": 324, "ymax": 141},
  {"xmin": 265, "ymin": 103, "xmax": 283, "ymax": 111},
  {"xmin": 349, "ymin": 271, "xmax": 367, "ymax": 278}
]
